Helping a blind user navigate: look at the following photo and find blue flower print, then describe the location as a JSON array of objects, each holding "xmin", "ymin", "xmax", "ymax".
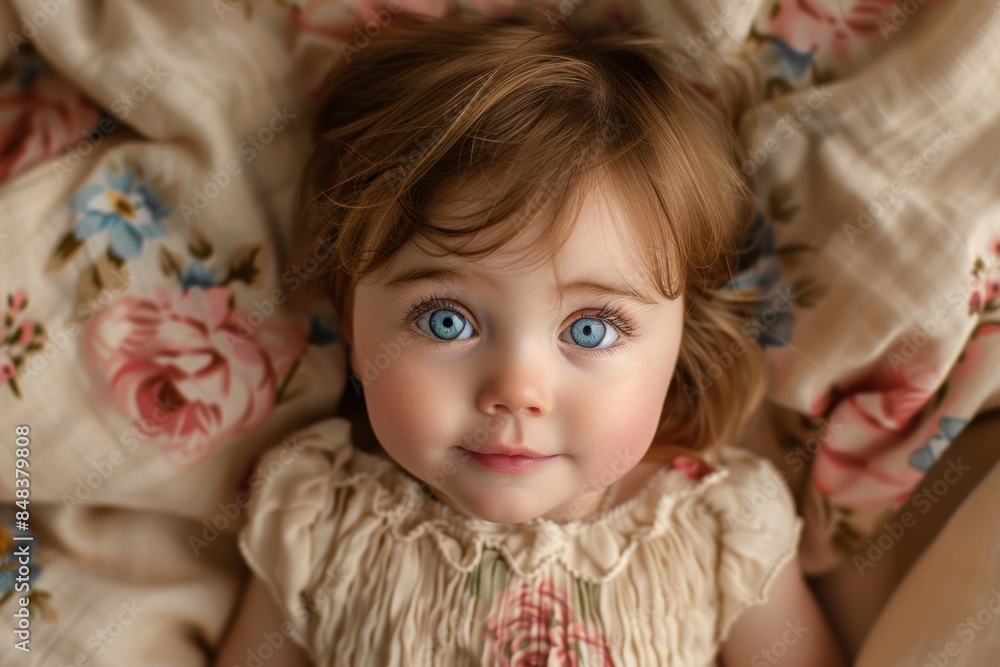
[
  {"xmin": 751, "ymin": 32, "xmax": 814, "ymax": 86},
  {"xmin": 909, "ymin": 417, "xmax": 969, "ymax": 473},
  {"xmin": 726, "ymin": 211, "xmax": 796, "ymax": 348},
  {"xmin": 766, "ymin": 36, "xmax": 813, "ymax": 84},
  {"xmin": 68, "ymin": 168, "xmax": 171, "ymax": 260},
  {"xmin": 179, "ymin": 260, "xmax": 220, "ymax": 290}
]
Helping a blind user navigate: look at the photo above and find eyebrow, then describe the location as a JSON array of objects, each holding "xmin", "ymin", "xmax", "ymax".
[{"xmin": 382, "ymin": 265, "xmax": 661, "ymax": 306}]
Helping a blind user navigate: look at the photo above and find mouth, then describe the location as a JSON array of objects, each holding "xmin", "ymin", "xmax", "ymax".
[{"xmin": 457, "ymin": 446, "xmax": 558, "ymax": 474}]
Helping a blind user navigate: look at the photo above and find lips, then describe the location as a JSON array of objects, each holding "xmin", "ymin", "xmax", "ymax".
[
  {"xmin": 468, "ymin": 445, "xmax": 549, "ymax": 458},
  {"xmin": 458, "ymin": 445, "xmax": 557, "ymax": 474}
]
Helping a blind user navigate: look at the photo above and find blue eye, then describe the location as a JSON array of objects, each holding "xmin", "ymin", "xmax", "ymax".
[
  {"xmin": 561, "ymin": 317, "xmax": 620, "ymax": 349},
  {"xmin": 419, "ymin": 308, "xmax": 475, "ymax": 341},
  {"xmin": 406, "ymin": 296, "xmax": 636, "ymax": 353}
]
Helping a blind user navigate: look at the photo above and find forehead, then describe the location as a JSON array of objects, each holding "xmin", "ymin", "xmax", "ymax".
[{"xmin": 388, "ymin": 171, "xmax": 647, "ymax": 284}]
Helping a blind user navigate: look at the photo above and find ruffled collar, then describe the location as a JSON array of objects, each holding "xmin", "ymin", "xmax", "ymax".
[{"xmin": 332, "ymin": 445, "xmax": 731, "ymax": 584}]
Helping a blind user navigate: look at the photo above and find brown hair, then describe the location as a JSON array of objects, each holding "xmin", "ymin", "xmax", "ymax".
[{"xmin": 291, "ymin": 2, "xmax": 767, "ymax": 457}]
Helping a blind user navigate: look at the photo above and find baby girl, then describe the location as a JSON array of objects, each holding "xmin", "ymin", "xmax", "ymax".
[{"xmin": 215, "ymin": 3, "xmax": 848, "ymax": 665}]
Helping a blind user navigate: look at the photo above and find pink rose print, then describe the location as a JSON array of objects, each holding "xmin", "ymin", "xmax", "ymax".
[
  {"xmin": 292, "ymin": 0, "xmax": 450, "ymax": 45},
  {"xmin": 82, "ymin": 286, "xmax": 306, "ymax": 466},
  {"xmin": 765, "ymin": 0, "xmax": 942, "ymax": 62},
  {"xmin": 967, "ymin": 241, "xmax": 1000, "ymax": 314},
  {"xmin": 485, "ymin": 577, "xmax": 615, "ymax": 666},
  {"xmin": 0, "ymin": 62, "xmax": 100, "ymax": 184},
  {"xmin": 811, "ymin": 355, "xmax": 943, "ymax": 509},
  {"xmin": 0, "ymin": 360, "xmax": 14, "ymax": 384}
]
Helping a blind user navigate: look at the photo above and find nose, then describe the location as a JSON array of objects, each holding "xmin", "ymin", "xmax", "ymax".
[{"xmin": 476, "ymin": 341, "xmax": 552, "ymax": 418}]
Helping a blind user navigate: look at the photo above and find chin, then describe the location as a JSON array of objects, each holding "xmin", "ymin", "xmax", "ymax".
[{"xmin": 442, "ymin": 493, "xmax": 546, "ymax": 525}]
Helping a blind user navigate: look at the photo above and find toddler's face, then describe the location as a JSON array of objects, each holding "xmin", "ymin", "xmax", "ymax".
[{"xmin": 348, "ymin": 176, "xmax": 685, "ymax": 524}]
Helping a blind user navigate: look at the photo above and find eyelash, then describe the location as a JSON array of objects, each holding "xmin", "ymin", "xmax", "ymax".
[{"xmin": 402, "ymin": 293, "xmax": 639, "ymax": 356}]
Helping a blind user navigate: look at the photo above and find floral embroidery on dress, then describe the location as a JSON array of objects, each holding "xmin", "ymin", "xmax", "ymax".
[
  {"xmin": 484, "ymin": 573, "xmax": 615, "ymax": 666},
  {"xmin": 464, "ymin": 547, "xmax": 615, "ymax": 665}
]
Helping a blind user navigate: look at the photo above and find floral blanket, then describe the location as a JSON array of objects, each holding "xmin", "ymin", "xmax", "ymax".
[{"xmin": 0, "ymin": 0, "xmax": 997, "ymax": 664}]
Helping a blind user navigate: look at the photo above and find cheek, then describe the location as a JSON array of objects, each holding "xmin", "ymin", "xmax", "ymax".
[
  {"xmin": 362, "ymin": 351, "xmax": 461, "ymax": 448},
  {"xmin": 579, "ymin": 353, "xmax": 677, "ymax": 462},
  {"xmin": 609, "ymin": 391, "xmax": 667, "ymax": 463}
]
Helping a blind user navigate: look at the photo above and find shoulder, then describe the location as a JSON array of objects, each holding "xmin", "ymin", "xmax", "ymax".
[
  {"xmin": 247, "ymin": 417, "xmax": 354, "ymax": 484},
  {"xmin": 699, "ymin": 445, "xmax": 799, "ymax": 529},
  {"xmin": 235, "ymin": 417, "xmax": 410, "ymax": 631},
  {"xmin": 697, "ymin": 445, "xmax": 805, "ymax": 642}
]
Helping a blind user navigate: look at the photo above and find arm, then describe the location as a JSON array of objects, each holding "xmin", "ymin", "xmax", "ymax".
[
  {"xmin": 214, "ymin": 573, "xmax": 313, "ymax": 667},
  {"xmin": 720, "ymin": 553, "xmax": 848, "ymax": 667}
]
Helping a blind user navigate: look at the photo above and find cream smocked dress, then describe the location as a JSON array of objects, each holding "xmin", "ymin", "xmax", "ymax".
[{"xmin": 237, "ymin": 418, "xmax": 804, "ymax": 667}]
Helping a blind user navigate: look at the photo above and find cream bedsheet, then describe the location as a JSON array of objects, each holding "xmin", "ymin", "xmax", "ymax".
[{"xmin": 0, "ymin": 0, "xmax": 997, "ymax": 664}]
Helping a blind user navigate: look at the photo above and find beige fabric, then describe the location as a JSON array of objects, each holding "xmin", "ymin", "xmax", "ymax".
[
  {"xmin": 0, "ymin": 506, "xmax": 243, "ymax": 667},
  {"xmin": 237, "ymin": 418, "xmax": 803, "ymax": 667}
]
